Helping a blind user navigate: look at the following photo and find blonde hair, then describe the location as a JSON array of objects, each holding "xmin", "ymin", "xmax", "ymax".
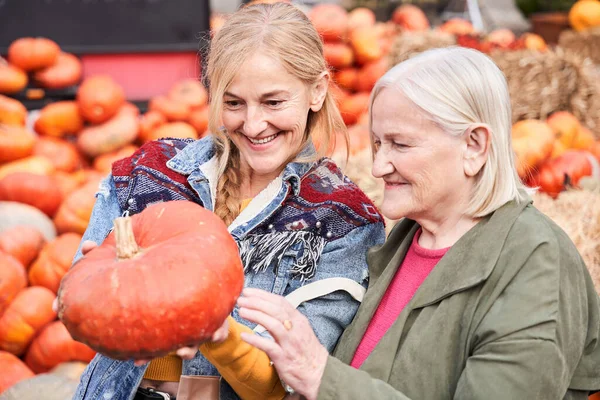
[
  {"xmin": 206, "ymin": 2, "xmax": 347, "ymax": 225},
  {"xmin": 370, "ymin": 46, "xmax": 531, "ymax": 218}
]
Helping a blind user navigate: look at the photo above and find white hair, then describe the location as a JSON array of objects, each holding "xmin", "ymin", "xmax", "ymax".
[{"xmin": 370, "ymin": 46, "xmax": 531, "ymax": 217}]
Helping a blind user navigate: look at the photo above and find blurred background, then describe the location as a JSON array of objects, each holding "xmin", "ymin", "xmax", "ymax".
[{"xmin": 0, "ymin": 0, "xmax": 599, "ymax": 398}]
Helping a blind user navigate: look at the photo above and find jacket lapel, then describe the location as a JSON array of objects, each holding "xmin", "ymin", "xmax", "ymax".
[
  {"xmin": 333, "ymin": 220, "xmax": 419, "ymax": 365},
  {"xmin": 334, "ymin": 195, "xmax": 533, "ymax": 369}
]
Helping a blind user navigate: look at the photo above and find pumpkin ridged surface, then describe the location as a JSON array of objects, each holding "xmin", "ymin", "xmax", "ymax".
[
  {"xmin": 24, "ymin": 321, "xmax": 96, "ymax": 373},
  {"xmin": 0, "ymin": 252, "xmax": 27, "ymax": 316},
  {"xmin": 0, "ymin": 226, "xmax": 46, "ymax": 269},
  {"xmin": 0, "ymin": 286, "xmax": 56, "ymax": 356},
  {"xmin": 58, "ymin": 200, "xmax": 244, "ymax": 360},
  {"xmin": 29, "ymin": 233, "xmax": 82, "ymax": 294}
]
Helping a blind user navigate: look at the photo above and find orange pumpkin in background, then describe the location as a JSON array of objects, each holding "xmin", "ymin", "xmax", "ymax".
[
  {"xmin": 149, "ymin": 95, "xmax": 191, "ymax": 122},
  {"xmin": 0, "ymin": 286, "xmax": 56, "ymax": 356},
  {"xmin": 0, "ymin": 156, "xmax": 55, "ymax": 180},
  {"xmin": 308, "ymin": 4, "xmax": 348, "ymax": 42},
  {"xmin": 139, "ymin": 111, "xmax": 167, "ymax": 143},
  {"xmin": 29, "ymin": 232, "xmax": 82, "ymax": 294},
  {"xmin": 33, "ymin": 52, "xmax": 83, "ymax": 89},
  {"xmin": 148, "ymin": 122, "xmax": 198, "ymax": 141},
  {"xmin": 324, "ymin": 43, "xmax": 355, "ymax": 69},
  {"xmin": 0, "ymin": 172, "xmax": 63, "ymax": 217},
  {"xmin": 392, "ymin": 4, "xmax": 430, "ymax": 31},
  {"xmin": 168, "ymin": 79, "xmax": 208, "ymax": 109},
  {"xmin": 0, "ymin": 124, "xmax": 36, "ymax": 163},
  {"xmin": 34, "ymin": 101, "xmax": 84, "ymax": 138},
  {"xmin": 53, "ymin": 178, "xmax": 102, "ymax": 235},
  {"xmin": 0, "ymin": 58, "xmax": 28, "ymax": 95},
  {"xmin": 0, "ymin": 351, "xmax": 34, "ymax": 394},
  {"xmin": 511, "ymin": 119, "xmax": 555, "ymax": 178},
  {"xmin": 33, "ymin": 137, "xmax": 83, "ymax": 173},
  {"xmin": 188, "ymin": 106, "xmax": 210, "ymax": 137},
  {"xmin": 0, "ymin": 226, "xmax": 46, "ymax": 269},
  {"xmin": 530, "ymin": 150, "xmax": 594, "ymax": 198},
  {"xmin": 8, "ymin": 37, "xmax": 60, "ymax": 72},
  {"xmin": 77, "ymin": 75, "xmax": 126, "ymax": 124},
  {"xmin": 77, "ymin": 103, "xmax": 140, "ymax": 158},
  {"xmin": 24, "ymin": 321, "xmax": 96, "ymax": 374},
  {"xmin": 0, "ymin": 95, "xmax": 27, "ymax": 126},
  {"xmin": 0, "ymin": 253, "xmax": 27, "ymax": 316}
]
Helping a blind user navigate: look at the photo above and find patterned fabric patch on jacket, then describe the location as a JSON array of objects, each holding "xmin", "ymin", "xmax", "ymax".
[
  {"xmin": 111, "ymin": 138, "xmax": 199, "ymax": 214},
  {"xmin": 239, "ymin": 159, "xmax": 383, "ymax": 280}
]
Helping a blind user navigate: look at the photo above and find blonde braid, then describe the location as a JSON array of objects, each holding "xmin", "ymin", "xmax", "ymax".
[{"xmin": 214, "ymin": 147, "xmax": 242, "ymax": 226}]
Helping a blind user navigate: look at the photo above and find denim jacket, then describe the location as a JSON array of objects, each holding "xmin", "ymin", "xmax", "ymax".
[{"xmin": 73, "ymin": 137, "xmax": 386, "ymax": 400}]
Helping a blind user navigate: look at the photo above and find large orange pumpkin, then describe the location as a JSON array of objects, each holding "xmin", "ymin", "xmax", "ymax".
[
  {"xmin": 339, "ymin": 93, "xmax": 371, "ymax": 126},
  {"xmin": 25, "ymin": 321, "xmax": 96, "ymax": 374},
  {"xmin": 546, "ymin": 111, "xmax": 595, "ymax": 150},
  {"xmin": 0, "ymin": 124, "xmax": 36, "ymax": 163},
  {"xmin": 0, "ymin": 172, "xmax": 63, "ymax": 217},
  {"xmin": 33, "ymin": 53, "xmax": 82, "ymax": 89},
  {"xmin": 58, "ymin": 200, "xmax": 244, "ymax": 360},
  {"xmin": 8, "ymin": 37, "xmax": 60, "ymax": 72},
  {"xmin": 29, "ymin": 233, "xmax": 82, "ymax": 294},
  {"xmin": 77, "ymin": 75, "xmax": 126, "ymax": 124},
  {"xmin": 0, "ymin": 252, "xmax": 27, "ymax": 316},
  {"xmin": 168, "ymin": 79, "xmax": 208, "ymax": 109},
  {"xmin": 34, "ymin": 101, "xmax": 84, "ymax": 138},
  {"xmin": 392, "ymin": 4, "xmax": 431, "ymax": 31},
  {"xmin": 530, "ymin": 150, "xmax": 594, "ymax": 198},
  {"xmin": 33, "ymin": 137, "xmax": 83, "ymax": 173},
  {"xmin": 0, "ymin": 58, "xmax": 28, "ymax": 95},
  {"xmin": 53, "ymin": 177, "xmax": 102, "ymax": 235},
  {"xmin": 0, "ymin": 95, "xmax": 27, "ymax": 126},
  {"xmin": 0, "ymin": 226, "xmax": 46, "ymax": 269},
  {"xmin": 77, "ymin": 103, "xmax": 140, "ymax": 158},
  {"xmin": 0, "ymin": 286, "xmax": 56, "ymax": 356},
  {"xmin": 350, "ymin": 27, "xmax": 383, "ymax": 65},
  {"xmin": 323, "ymin": 43, "xmax": 354, "ymax": 69},
  {"xmin": 0, "ymin": 351, "xmax": 34, "ymax": 394}
]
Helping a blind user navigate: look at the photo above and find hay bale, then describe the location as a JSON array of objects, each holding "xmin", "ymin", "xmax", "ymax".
[
  {"xmin": 533, "ymin": 187, "xmax": 600, "ymax": 294},
  {"xmin": 559, "ymin": 28, "xmax": 600, "ymax": 66},
  {"xmin": 491, "ymin": 48, "xmax": 600, "ymax": 137},
  {"xmin": 388, "ymin": 31, "xmax": 456, "ymax": 67}
]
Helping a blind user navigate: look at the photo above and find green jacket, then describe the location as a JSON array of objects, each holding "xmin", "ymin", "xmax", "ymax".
[{"xmin": 318, "ymin": 197, "xmax": 600, "ymax": 399}]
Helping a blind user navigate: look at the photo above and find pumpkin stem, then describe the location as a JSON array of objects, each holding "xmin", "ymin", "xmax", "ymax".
[{"xmin": 114, "ymin": 217, "xmax": 140, "ymax": 259}]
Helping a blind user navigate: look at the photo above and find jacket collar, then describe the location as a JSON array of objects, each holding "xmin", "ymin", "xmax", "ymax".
[
  {"xmin": 335, "ymin": 194, "xmax": 533, "ymax": 364},
  {"xmin": 166, "ymin": 135, "xmax": 316, "ymax": 196}
]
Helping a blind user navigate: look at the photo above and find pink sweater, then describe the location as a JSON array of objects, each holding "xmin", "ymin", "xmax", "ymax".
[{"xmin": 351, "ymin": 229, "xmax": 450, "ymax": 368}]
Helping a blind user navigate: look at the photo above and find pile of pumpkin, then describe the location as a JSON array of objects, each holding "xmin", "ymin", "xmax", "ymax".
[
  {"xmin": 512, "ymin": 111, "xmax": 600, "ymax": 197},
  {"xmin": 0, "ymin": 38, "xmax": 211, "ymax": 395}
]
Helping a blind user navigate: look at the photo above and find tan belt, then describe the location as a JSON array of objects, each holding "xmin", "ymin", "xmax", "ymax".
[{"xmin": 176, "ymin": 375, "xmax": 220, "ymax": 400}]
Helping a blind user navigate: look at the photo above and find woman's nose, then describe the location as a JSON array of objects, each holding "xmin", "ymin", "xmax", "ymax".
[
  {"xmin": 243, "ymin": 106, "xmax": 268, "ymax": 137},
  {"xmin": 371, "ymin": 149, "xmax": 395, "ymax": 178}
]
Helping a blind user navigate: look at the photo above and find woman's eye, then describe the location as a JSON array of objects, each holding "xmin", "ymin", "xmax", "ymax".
[
  {"xmin": 224, "ymin": 100, "xmax": 241, "ymax": 108},
  {"xmin": 392, "ymin": 142, "xmax": 408, "ymax": 149},
  {"xmin": 266, "ymin": 100, "xmax": 283, "ymax": 107}
]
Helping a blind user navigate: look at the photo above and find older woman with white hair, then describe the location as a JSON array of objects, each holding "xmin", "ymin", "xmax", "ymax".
[{"xmin": 235, "ymin": 47, "xmax": 600, "ymax": 399}]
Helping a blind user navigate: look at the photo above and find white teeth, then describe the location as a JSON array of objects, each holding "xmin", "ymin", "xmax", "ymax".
[{"xmin": 249, "ymin": 134, "xmax": 277, "ymax": 145}]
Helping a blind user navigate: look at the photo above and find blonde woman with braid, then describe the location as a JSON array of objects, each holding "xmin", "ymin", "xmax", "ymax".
[{"xmin": 71, "ymin": 3, "xmax": 386, "ymax": 400}]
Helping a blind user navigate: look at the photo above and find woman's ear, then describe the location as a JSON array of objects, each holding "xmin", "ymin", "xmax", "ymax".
[
  {"xmin": 463, "ymin": 124, "xmax": 491, "ymax": 177},
  {"xmin": 310, "ymin": 71, "xmax": 330, "ymax": 112}
]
